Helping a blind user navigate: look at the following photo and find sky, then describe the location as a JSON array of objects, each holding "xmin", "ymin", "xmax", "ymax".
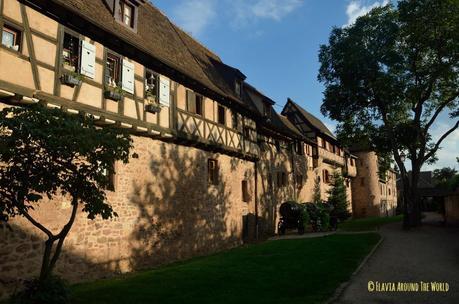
[{"xmin": 151, "ymin": 0, "xmax": 458, "ymax": 171}]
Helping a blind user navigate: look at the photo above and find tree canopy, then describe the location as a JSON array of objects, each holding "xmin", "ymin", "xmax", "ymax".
[
  {"xmin": 0, "ymin": 104, "xmax": 132, "ymax": 296},
  {"xmin": 318, "ymin": 0, "xmax": 459, "ymax": 227}
]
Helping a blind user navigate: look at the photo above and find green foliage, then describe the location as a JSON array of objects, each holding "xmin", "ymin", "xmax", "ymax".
[
  {"xmin": 312, "ymin": 176, "xmax": 322, "ymax": 204},
  {"xmin": 433, "ymin": 167, "xmax": 457, "ymax": 184},
  {"xmin": 318, "ymin": 0, "xmax": 459, "ymax": 167},
  {"xmin": 299, "ymin": 204, "xmax": 310, "ymax": 227},
  {"xmin": 327, "ymin": 171, "xmax": 351, "ymax": 222},
  {"xmin": 306, "ymin": 203, "xmax": 331, "ymax": 231},
  {"xmin": 10, "ymin": 276, "xmax": 69, "ymax": 304},
  {"xmin": 0, "ymin": 104, "xmax": 132, "ymax": 222},
  {"xmin": 318, "ymin": 0, "xmax": 459, "ymax": 227}
]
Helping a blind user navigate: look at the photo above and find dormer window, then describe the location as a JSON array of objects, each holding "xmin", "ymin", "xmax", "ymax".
[
  {"xmin": 115, "ymin": 0, "xmax": 137, "ymax": 30},
  {"xmin": 235, "ymin": 80, "xmax": 242, "ymax": 98}
]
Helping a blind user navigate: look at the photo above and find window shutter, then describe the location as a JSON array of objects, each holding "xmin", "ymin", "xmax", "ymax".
[
  {"xmin": 80, "ymin": 40, "xmax": 96, "ymax": 79},
  {"xmin": 122, "ymin": 59, "xmax": 135, "ymax": 94},
  {"xmin": 187, "ymin": 91, "xmax": 196, "ymax": 113},
  {"xmin": 159, "ymin": 75, "xmax": 170, "ymax": 106}
]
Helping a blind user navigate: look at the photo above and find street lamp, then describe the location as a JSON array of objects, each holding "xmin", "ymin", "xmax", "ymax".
[{"xmin": 400, "ymin": 150, "xmax": 406, "ymax": 162}]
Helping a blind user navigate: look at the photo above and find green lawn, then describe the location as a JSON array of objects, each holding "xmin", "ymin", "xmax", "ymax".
[
  {"xmin": 71, "ymin": 233, "xmax": 380, "ymax": 304},
  {"xmin": 339, "ymin": 215, "xmax": 403, "ymax": 231}
]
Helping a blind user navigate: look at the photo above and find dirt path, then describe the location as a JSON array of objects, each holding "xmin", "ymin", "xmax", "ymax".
[{"xmin": 336, "ymin": 213, "xmax": 459, "ymax": 304}]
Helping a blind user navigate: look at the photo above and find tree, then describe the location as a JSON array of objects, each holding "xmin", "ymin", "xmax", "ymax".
[
  {"xmin": 0, "ymin": 104, "xmax": 132, "ymax": 292},
  {"xmin": 318, "ymin": 0, "xmax": 459, "ymax": 228},
  {"xmin": 327, "ymin": 171, "xmax": 350, "ymax": 221},
  {"xmin": 433, "ymin": 167, "xmax": 457, "ymax": 184},
  {"xmin": 312, "ymin": 176, "xmax": 322, "ymax": 204}
]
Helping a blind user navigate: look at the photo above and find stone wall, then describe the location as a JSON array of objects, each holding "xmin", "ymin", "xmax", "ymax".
[{"xmin": 0, "ymin": 135, "xmax": 254, "ymax": 298}]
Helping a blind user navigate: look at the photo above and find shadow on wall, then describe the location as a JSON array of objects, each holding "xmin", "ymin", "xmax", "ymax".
[
  {"xmin": 128, "ymin": 143, "xmax": 242, "ymax": 270},
  {"xmin": 1, "ymin": 142, "xmax": 248, "ymax": 298}
]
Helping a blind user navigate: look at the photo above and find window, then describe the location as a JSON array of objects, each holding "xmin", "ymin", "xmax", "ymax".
[
  {"xmin": 275, "ymin": 140, "xmax": 281, "ymax": 152},
  {"xmin": 118, "ymin": 0, "xmax": 135, "ymax": 28},
  {"xmin": 231, "ymin": 111, "xmax": 238, "ymax": 129},
  {"xmin": 388, "ymin": 188, "xmax": 391, "ymax": 196},
  {"xmin": 323, "ymin": 169, "xmax": 330, "ymax": 184},
  {"xmin": 208, "ymin": 159, "xmax": 218, "ymax": 185},
  {"xmin": 145, "ymin": 70, "xmax": 159, "ymax": 101},
  {"xmin": 295, "ymin": 141, "xmax": 304, "ymax": 155},
  {"xmin": 62, "ymin": 33, "xmax": 80, "ymax": 71},
  {"xmin": 244, "ymin": 127, "xmax": 251, "ymax": 139},
  {"xmin": 235, "ymin": 80, "xmax": 242, "ymax": 97},
  {"xmin": 99, "ymin": 161, "xmax": 115, "ymax": 191},
  {"xmin": 217, "ymin": 105, "xmax": 226, "ymax": 125},
  {"xmin": 263, "ymin": 103, "xmax": 270, "ymax": 117},
  {"xmin": 106, "ymin": 53, "xmax": 121, "ymax": 87},
  {"xmin": 2, "ymin": 24, "xmax": 21, "ymax": 51},
  {"xmin": 242, "ymin": 180, "xmax": 250, "ymax": 202},
  {"xmin": 186, "ymin": 90, "xmax": 203, "ymax": 115}
]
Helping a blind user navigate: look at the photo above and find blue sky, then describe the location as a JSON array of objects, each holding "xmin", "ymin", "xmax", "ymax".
[{"xmin": 152, "ymin": 0, "xmax": 458, "ymax": 170}]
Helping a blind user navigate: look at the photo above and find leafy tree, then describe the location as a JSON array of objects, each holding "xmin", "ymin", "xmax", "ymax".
[
  {"xmin": 318, "ymin": 0, "xmax": 459, "ymax": 228},
  {"xmin": 312, "ymin": 176, "xmax": 322, "ymax": 204},
  {"xmin": 433, "ymin": 167, "xmax": 457, "ymax": 184},
  {"xmin": 0, "ymin": 105, "xmax": 132, "ymax": 294},
  {"xmin": 327, "ymin": 171, "xmax": 350, "ymax": 221}
]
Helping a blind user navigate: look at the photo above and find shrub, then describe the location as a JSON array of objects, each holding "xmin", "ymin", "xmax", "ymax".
[{"xmin": 10, "ymin": 276, "xmax": 69, "ymax": 304}]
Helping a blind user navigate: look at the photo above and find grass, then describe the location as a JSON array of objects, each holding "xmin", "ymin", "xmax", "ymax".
[
  {"xmin": 71, "ymin": 233, "xmax": 380, "ymax": 304},
  {"xmin": 339, "ymin": 215, "xmax": 403, "ymax": 232}
]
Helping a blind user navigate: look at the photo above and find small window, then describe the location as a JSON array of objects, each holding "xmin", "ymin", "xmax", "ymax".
[
  {"xmin": 231, "ymin": 111, "xmax": 238, "ymax": 129},
  {"xmin": 275, "ymin": 140, "xmax": 281, "ymax": 152},
  {"xmin": 118, "ymin": 0, "xmax": 135, "ymax": 28},
  {"xmin": 62, "ymin": 33, "xmax": 80, "ymax": 71},
  {"xmin": 244, "ymin": 127, "xmax": 251, "ymax": 139},
  {"xmin": 145, "ymin": 70, "xmax": 159, "ymax": 101},
  {"xmin": 186, "ymin": 90, "xmax": 203, "ymax": 116},
  {"xmin": 2, "ymin": 24, "xmax": 21, "ymax": 51},
  {"xmin": 99, "ymin": 161, "xmax": 115, "ymax": 191},
  {"xmin": 323, "ymin": 170, "xmax": 330, "ymax": 184},
  {"xmin": 235, "ymin": 80, "xmax": 242, "ymax": 97},
  {"xmin": 242, "ymin": 180, "xmax": 250, "ymax": 202},
  {"xmin": 295, "ymin": 141, "xmax": 303, "ymax": 155},
  {"xmin": 388, "ymin": 188, "xmax": 391, "ymax": 196},
  {"xmin": 106, "ymin": 53, "xmax": 121, "ymax": 87},
  {"xmin": 217, "ymin": 105, "xmax": 226, "ymax": 125},
  {"xmin": 208, "ymin": 159, "xmax": 218, "ymax": 185}
]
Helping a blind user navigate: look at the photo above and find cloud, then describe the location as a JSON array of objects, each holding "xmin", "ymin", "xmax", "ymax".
[
  {"xmin": 230, "ymin": 0, "xmax": 303, "ymax": 28},
  {"xmin": 345, "ymin": 0, "xmax": 389, "ymax": 26},
  {"xmin": 172, "ymin": 0, "xmax": 216, "ymax": 37}
]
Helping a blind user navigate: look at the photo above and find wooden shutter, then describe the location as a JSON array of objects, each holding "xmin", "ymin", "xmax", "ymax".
[
  {"xmin": 122, "ymin": 59, "xmax": 135, "ymax": 94},
  {"xmin": 187, "ymin": 91, "xmax": 196, "ymax": 113},
  {"xmin": 80, "ymin": 40, "xmax": 96, "ymax": 79},
  {"xmin": 159, "ymin": 75, "xmax": 170, "ymax": 106}
]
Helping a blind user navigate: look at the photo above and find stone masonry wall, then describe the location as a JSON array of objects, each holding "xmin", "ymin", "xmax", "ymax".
[{"xmin": 0, "ymin": 136, "xmax": 254, "ymax": 298}]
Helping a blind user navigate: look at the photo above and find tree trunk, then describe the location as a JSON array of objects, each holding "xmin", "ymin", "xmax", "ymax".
[{"xmin": 401, "ymin": 166, "xmax": 422, "ymax": 229}]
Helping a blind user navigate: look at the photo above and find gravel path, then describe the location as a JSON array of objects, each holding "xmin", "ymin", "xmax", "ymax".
[{"xmin": 336, "ymin": 212, "xmax": 459, "ymax": 304}]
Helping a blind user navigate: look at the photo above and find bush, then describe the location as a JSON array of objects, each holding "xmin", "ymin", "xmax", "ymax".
[
  {"xmin": 10, "ymin": 276, "xmax": 69, "ymax": 304},
  {"xmin": 306, "ymin": 202, "xmax": 332, "ymax": 231}
]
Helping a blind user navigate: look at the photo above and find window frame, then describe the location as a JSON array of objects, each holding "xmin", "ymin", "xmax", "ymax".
[
  {"xmin": 145, "ymin": 69, "xmax": 159, "ymax": 102},
  {"xmin": 1, "ymin": 23, "xmax": 22, "ymax": 52},
  {"xmin": 115, "ymin": 0, "xmax": 138, "ymax": 31},
  {"xmin": 217, "ymin": 104, "xmax": 226, "ymax": 125},
  {"xmin": 207, "ymin": 159, "xmax": 219, "ymax": 186},
  {"xmin": 62, "ymin": 31, "xmax": 80, "ymax": 72},
  {"xmin": 106, "ymin": 52, "xmax": 122, "ymax": 87},
  {"xmin": 242, "ymin": 180, "xmax": 250, "ymax": 202}
]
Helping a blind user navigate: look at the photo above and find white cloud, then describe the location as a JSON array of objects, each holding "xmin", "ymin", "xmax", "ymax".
[
  {"xmin": 345, "ymin": 0, "xmax": 389, "ymax": 26},
  {"xmin": 172, "ymin": 0, "xmax": 216, "ymax": 37},
  {"xmin": 230, "ymin": 0, "xmax": 303, "ymax": 28}
]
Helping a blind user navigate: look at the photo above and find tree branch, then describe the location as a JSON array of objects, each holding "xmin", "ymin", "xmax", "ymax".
[
  {"xmin": 424, "ymin": 92, "xmax": 459, "ymax": 132},
  {"xmin": 21, "ymin": 210, "xmax": 54, "ymax": 239},
  {"xmin": 423, "ymin": 120, "xmax": 459, "ymax": 163}
]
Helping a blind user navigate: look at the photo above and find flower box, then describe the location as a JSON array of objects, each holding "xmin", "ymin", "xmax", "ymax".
[
  {"xmin": 145, "ymin": 103, "xmax": 162, "ymax": 113},
  {"xmin": 104, "ymin": 89, "xmax": 122, "ymax": 102},
  {"xmin": 60, "ymin": 74, "xmax": 82, "ymax": 87}
]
